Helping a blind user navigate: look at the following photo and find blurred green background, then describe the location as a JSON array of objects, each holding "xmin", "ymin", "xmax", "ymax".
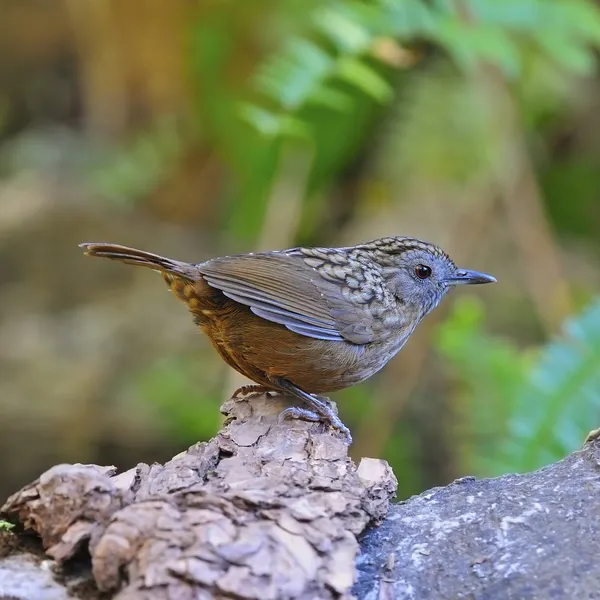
[{"xmin": 1, "ymin": 0, "xmax": 600, "ymax": 501}]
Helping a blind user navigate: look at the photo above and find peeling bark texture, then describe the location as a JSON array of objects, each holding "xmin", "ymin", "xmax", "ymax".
[
  {"xmin": 2, "ymin": 395, "xmax": 600, "ymax": 600},
  {"xmin": 1, "ymin": 393, "xmax": 397, "ymax": 600}
]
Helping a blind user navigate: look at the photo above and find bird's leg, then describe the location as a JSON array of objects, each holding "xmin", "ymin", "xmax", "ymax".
[
  {"xmin": 273, "ymin": 377, "xmax": 352, "ymax": 444},
  {"xmin": 232, "ymin": 384, "xmax": 278, "ymax": 400}
]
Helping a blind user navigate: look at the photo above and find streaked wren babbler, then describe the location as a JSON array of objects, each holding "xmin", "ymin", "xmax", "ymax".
[{"xmin": 80, "ymin": 237, "xmax": 496, "ymax": 443}]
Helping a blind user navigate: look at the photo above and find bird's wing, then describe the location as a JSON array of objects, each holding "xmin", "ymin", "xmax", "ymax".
[{"xmin": 198, "ymin": 251, "xmax": 383, "ymax": 344}]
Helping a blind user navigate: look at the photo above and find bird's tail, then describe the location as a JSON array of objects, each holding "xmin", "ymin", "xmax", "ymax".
[{"xmin": 79, "ymin": 242, "xmax": 200, "ymax": 281}]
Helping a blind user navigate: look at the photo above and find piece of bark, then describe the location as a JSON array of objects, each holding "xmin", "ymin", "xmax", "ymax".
[{"xmin": 1, "ymin": 393, "xmax": 397, "ymax": 599}]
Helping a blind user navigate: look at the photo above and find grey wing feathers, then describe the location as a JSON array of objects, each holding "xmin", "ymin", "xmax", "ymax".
[
  {"xmin": 198, "ymin": 253, "xmax": 346, "ymax": 342},
  {"xmin": 310, "ymin": 277, "xmax": 376, "ymax": 345}
]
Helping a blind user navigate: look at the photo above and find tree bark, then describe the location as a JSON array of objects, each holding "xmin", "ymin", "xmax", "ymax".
[
  {"xmin": 1, "ymin": 393, "xmax": 599, "ymax": 599},
  {"xmin": 0, "ymin": 393, "xmax": 396, "ymax": 599}
]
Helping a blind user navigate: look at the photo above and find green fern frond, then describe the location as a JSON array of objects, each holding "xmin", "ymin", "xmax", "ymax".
[
  {"xmin": 503, "ymin": 297, "xmax": 600, "ymax": 473},
  {"xmin": 437, "ymin": 296, "xmax": 600, "ymax": 476},
  {"xmin": 245, "ymin": 0, "xmax": 600, "ymax": 141}
]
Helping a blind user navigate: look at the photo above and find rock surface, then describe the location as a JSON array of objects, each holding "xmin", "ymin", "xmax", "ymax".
[{"xmin": 356, "ymin": 439, "xmax": 600, "ymax": 600}]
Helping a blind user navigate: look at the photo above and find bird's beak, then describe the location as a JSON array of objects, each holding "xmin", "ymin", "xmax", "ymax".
[{"xmin": 445, "ymin": 268, "xmax": 497, "ymax": 286}]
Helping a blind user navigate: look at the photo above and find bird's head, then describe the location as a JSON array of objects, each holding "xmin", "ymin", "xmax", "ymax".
[{"xmin": 369, "ymin": 237, "xmax": 496, "ymax": 319}]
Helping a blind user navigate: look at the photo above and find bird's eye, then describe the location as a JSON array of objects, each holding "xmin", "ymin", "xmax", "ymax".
[{"xmin": 415, "ymin": 264, "xmax": 432, "ymax": 279}]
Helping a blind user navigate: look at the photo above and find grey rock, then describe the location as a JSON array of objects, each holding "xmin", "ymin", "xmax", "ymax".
[{"xmin": 355, "ymin": 440, "xmax": 600, "ymax": 600}]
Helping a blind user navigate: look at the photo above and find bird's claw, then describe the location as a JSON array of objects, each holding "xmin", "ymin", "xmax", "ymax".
[
  {"xmin": 277, "ymin": 405, "xmax": 353, "ymax": 445},
  {"xmin": 232, "ymin": 385, "xmax": 278, "ymax": 401},
  {"xmin": 327, "ymin": 417, "xmax": 353, "ymax": 445},
  {"xmin": 236, "ymin": 378, "xmax": 353, "ymax": 444},
  {"xmin": 278, "ymin": 407, "xmax": 321, "ymax": 423}
]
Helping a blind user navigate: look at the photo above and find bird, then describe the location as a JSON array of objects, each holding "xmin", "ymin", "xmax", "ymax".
[{"xmin": 80, "ymin": 237, "xmax": 496, "ymax": 444}]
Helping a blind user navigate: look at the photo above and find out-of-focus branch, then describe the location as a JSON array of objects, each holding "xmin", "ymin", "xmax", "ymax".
[{"xmin": 488, "ymin": 73, "xmax": 573, "ymax": 333}]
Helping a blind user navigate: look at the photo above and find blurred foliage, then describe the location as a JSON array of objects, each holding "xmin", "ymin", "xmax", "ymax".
[
  {"xmin": 244, "ymin": 0, "xmax": 600, "ymax": 138},
  {"xmin": 133, "ymin": 356, "xmax": 223, "ymax": 444},
  {"xmin": 89, "ymin": 116, "xmax": 188, "ymax": 206},
  {"xmin": 2, "ymin": 0, "xmax": 600, "ymax": 500},
  {"xmin": 88, "ymin": 0, "xmax": 600, "ymax": 237},
  {"xmin": 438, "ymin": 296, "xmax": 600, "ymax": 476}
]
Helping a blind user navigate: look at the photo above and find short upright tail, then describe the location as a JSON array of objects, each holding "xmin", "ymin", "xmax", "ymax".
[{"xmin": 80, "ymin": 242, "xmax": 200, "ymax": 280}]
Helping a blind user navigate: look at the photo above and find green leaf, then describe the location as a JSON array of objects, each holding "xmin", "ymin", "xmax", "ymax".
[
  {"xmin": 306, "ymin": 86, "xmax": 354, "ymax": 111},
  {"xmin": 244, "ymin": 0, "xmax": 600, "ymax": 150},
  {"xmin": 434, "ymin": 19, "xmax": 522, "ymax": 77},
  {"xmin": 256, "ymin": 38, "xmax": 334, "ymax": 109},
  {"xmin": 239, "ymin": 105, "xmax": 285, "ymax": 137},
  {"xmin": 313, "ymin": 5, "xmax": 372, "ymax": 54},
  {"xmin": 461, "ymin": 0, "xmax": 544, "ymax": 31},
  {"xmin": 555, "ymin": 0, "xmax": 600, "ymax": 44},
  {"xmin": 378, "ymin": 0, "xmax": 437, "ymax": 37},
  {"xmin": 239, "ymin": 105, "xmax": 311, "ymax": 139},
  {"xmin": 336, "ymin": 57, "xmax": 393, "ymax": 102},
  {"xmin": 439, "ymin": 296, "xmax": 600, "ymax": 477},
  {"xmin": 503, "ymin": 298, "xmax": 600, "ymax": 473},
  {"xmin": 0, "ymin": 520, "xmax": 14, "ymax": 531},
  {"xmin": 536, "ymin": 33, "xmax": 597, "ymax": 75}
]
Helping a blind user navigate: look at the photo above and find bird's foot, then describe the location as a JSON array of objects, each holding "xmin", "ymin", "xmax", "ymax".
[
  {"xmin": 232, "ymin": 385, "xmax": 278, "ymax": 400},
  {"xmin": 314, "ymin": 406, "xmax": 353, "ymax": 445},
  {"xmin": 278, "ymin": 407, "xmax": 321, "ymax": 423},
  {"xmin": 279, "ymin": 403, "xmax": 352, "ymax": 444},
  {"xmin": 273, "ymin": 378, "xmax": 352, "ymax": 445}
]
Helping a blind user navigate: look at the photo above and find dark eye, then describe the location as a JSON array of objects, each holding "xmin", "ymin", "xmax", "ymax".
[{"xmin": 415, "ymin": 264, "xmax": 432, "ymax": 279}]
